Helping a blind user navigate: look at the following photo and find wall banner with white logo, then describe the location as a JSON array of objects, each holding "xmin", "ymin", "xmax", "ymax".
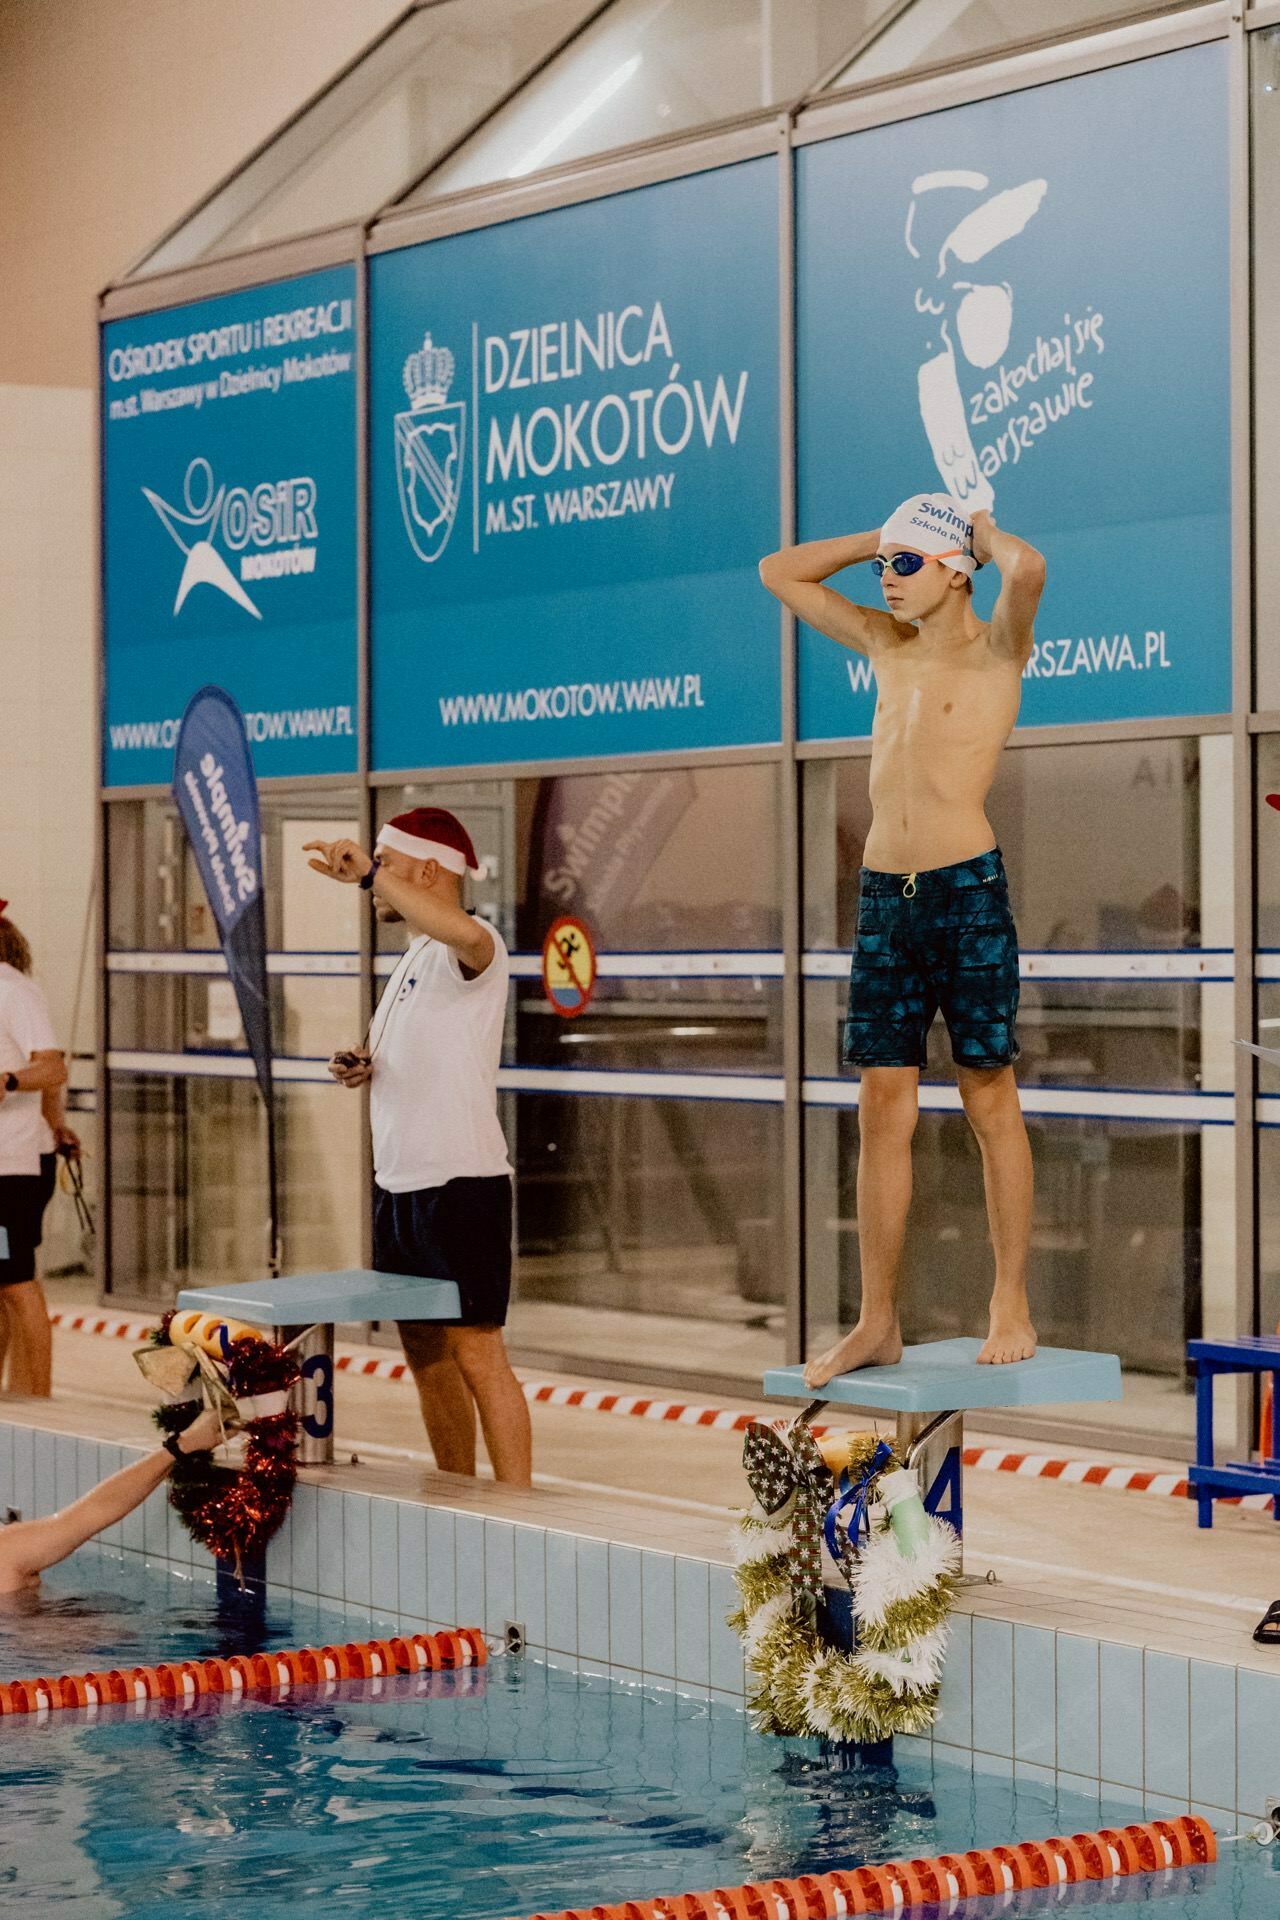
[
  {"xmin": 102, "ymin": 264, "xmax": 358, "ymax": 786},
  {"xmin": 368, "ymin": 158, "xmax": 780, "ymax": 769},
  {"xmin": 795, "ymin": 44, "xmax": 1230, "ymax": 742}
]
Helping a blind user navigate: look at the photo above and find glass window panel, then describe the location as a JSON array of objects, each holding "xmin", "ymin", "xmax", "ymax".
[
  {"xmin": 1255, "ymin": 730, "xmax": 1280, "ymax": 1348},
  {"xmin": 135, "ymin": 3, "xmax": 599, "ymax": 274},
  {"xmin": 1254, "ymin": 28, "xmax": 1280, "ymax": 710},
  {"xmin": 1256, "ymin": 736, "xmax": 1280, "ymax": 946},
  {"xmin": 106, "ymin": 795, "xmax": 360, "ymax": 953},
  {"xmin": 507, "ymin": 1090, "xmax": 783, "ymax": 1382},
  {"xmin": 519, "ymin": 975, "xmax": 782, "ymax": 1072},
  {"xmin": 1259, "ymin": 1120, "xmax": 1280, "ymax": 1347},
  {"xmin": 410, "ymin": 0, "xmax": 897, "ymax": 203},
  {"xmin": 107, "ymin": 975, "xmax": 358, "ymax": 1063},
  {"xmin": 804, "ymin": 976, "xmax": 1217, "ymax": 1092},
  {"xmin": 804, "ymin": 1105, "xmax": 1206, "ymax": 1446},
  {"xmin": 106, "ymin": 1074, "xmax": 363, "ymax": 1303},
  {"xmin": 827, "ymin": 0, "xmax": 1182, "ymax": 90},
  {"xmin": 802, "ymin": 738, "xmax": 1206, "ymax": 952},
  {"xmin": 1258, "ymin": 737, "xmax": 1280, "ymax": 1356},
  {"xmin": 379, "ymin": 764, "xmax": 781, "ymax": 952}
]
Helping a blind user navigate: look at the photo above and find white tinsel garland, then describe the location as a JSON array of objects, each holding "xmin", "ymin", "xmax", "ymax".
[
  {"xmin": 848, "ymin": 1510, "xmax": 962, "ymax": 1626},
  {"xmin": 742, "ymin": 1589, "xmax": 794, "ymax": 1655},
  {"xmin": 852, "ymin": 1621, "xmax": 950, "ymax": 1695},
  {"xmin": 732, "ymin": 1508, "xmax": 794, "ymax": 1567}
]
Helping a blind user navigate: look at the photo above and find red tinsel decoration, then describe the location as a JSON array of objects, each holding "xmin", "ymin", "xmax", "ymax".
[{"xmin": 154, "ymin": 1329, "xmax": 301, "ymax": 1569}]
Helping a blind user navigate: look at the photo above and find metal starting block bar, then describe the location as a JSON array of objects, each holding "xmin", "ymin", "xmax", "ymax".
[
  {"xmin": 763, "ymin": 1338, "xmax": 1123, "ymax": 1557},
  {"xmin": 175, "ymin": 1269, "xmax": 461, "ymax": 1465}
]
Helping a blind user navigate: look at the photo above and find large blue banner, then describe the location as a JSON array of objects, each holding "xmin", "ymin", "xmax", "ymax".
[
  {"xmin": 103, "ymin": 266, "xmax": 358, "ymax": 786},
  {"xmin": 171, "ymin": 687, "xmax": 273, "ymax": 1110},
  {"xmin": 369, "ymin": 159, "xmax": 780, "ymax": 768},
  {"xmin": 795, "ymin": 45, "xmax": 1230, "ymax": 741}
]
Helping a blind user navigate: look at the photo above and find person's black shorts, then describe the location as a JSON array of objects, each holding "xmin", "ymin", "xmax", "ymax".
[
  {"xmin": 0, "ymin": 1154, "xmax": 58, "ymax": 1287},
  {"xmin": 373, "ymin": 1174, "xmax": 513, "ymax": 1327},
  {"xmin": 843, "ymin": 847, "xmax": 1021, "ymax": 1071}
]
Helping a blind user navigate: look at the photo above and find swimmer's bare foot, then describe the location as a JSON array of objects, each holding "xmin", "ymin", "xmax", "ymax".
[
  {"xmin": 803, "ymin": 1320, "xmax": 903, "ymax": 1390},
  {"xmin": 977, "ymin": 1313, "xmax": 1038, "ymax": 1365}
]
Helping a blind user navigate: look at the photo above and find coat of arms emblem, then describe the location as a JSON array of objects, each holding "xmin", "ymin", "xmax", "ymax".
[{"xmin": 395, "ymin": 333, "xmax": 465, "ymax": 563}]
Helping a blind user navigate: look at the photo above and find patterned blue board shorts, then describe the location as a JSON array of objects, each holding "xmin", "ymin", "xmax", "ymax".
[{"xmin": 843, "ymin": 846, "xmax": 1021, "ymax": 1071}]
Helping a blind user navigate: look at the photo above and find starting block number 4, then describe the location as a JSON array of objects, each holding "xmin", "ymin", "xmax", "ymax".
[{"xmin": 923, "ymin": 1446, "xmax": 963, "ymax": 1537}]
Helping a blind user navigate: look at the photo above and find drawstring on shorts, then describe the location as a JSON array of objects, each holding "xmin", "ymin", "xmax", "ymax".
[{"xmin": 902, "ymin": 872, "xmax": 918, "ymax": 898}]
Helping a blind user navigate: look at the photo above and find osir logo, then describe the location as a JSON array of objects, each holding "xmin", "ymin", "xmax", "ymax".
[
  {"xmin": 143, "ymin": 456, "xmax": 319, "ymax": 621},
  {"xmin": 395, "ymin": 333, "xmax": 466, "ymax": 564}
]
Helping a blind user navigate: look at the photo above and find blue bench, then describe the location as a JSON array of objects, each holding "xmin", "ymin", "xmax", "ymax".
[
  {"xmin": 176, "ymin": 1269, "xmax": 460, "ymax": 1464},
  {"xmin": 1187, "ymin": 1336, "xmax": 1280, "ymax": 1529},
  {"xmin": 764, "ymin": 1338, "xmax": 1122, "ymax": 1547}
]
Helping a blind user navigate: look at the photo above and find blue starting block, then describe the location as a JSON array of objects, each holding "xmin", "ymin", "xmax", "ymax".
[
  {"xmin": 764, "ymin": 1339, "xmax": 1123, "ymax": 1552},
  {"xmin": 176, "ymin": 1269, "xmax": 460, "ymax": 1465},
  {"xmin": 1187, "ymin": 1336, "xmax": 1280, "ymax": 1529}
]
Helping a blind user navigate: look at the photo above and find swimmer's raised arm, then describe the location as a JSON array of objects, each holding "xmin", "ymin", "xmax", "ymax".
[
  {"xmin": 972, "ymin": 511, "xmax": 1045, "ymax": 663},
  {"xmin": 0, "ymin": 1407, "xmax": 224, "ymax": 1592},
  {"xmin": 758, "ymin": 530, "xmax": 899, "ymax": 658}
]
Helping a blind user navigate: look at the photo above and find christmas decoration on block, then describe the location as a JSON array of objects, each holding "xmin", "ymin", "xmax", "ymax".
[
  {"xmin": 135, "ymin": 1310, "xmax": 300, "ymax": 1573},
  {"xmin": 729, "ymin": 1419, "xmax": 960, "ymax": 1745}
]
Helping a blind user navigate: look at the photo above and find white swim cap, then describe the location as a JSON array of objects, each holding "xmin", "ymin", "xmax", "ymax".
[{"xmin": 880, "ymin": 493, "xmax": 977, "ymax": 577}]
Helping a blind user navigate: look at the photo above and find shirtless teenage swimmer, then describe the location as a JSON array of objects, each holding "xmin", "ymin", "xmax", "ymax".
[{"xmin": 760, "ymin": 493, "xmax": 1046, "ymax": 1389}]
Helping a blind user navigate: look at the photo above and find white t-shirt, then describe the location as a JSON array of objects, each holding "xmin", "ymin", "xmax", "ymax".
[
  {"xmin": 0, "ymin": 964, "xmax": 57, "ymax": 1177},
  {"xmin": 369, "ymin": 920, "xmax": 512, "ymax": 1194}
]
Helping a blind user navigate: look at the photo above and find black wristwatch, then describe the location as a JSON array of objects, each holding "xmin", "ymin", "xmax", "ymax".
[
  {"xmin": 3, "ymin": 1073, "xmax": 17, "ymax": 1093},
  {"xmin": 162, "ymin": 1433, "xmax": 187, "ymax": 1462},
  {"xmin": 358, "ymin": 857, "xmax": 381, "ymax": 892}
]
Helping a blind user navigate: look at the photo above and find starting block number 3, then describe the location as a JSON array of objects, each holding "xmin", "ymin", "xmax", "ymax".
[{"xmin": 300, "ymin": 1352, "xmax": 335, "ymax": 1442}]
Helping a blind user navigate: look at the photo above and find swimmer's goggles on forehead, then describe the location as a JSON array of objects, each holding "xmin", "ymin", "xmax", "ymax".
[{"xmin": 872, "ymin": 548, "xmax": 969, "ymax": 578}]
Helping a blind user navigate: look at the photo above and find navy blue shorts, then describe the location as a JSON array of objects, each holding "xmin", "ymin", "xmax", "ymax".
[
  {"xmin": 843, "ymin": 848, "xmax": 1021, "ymax": 1071},
  {"xmin": 373, "ymin": 1174, "xmax": 513, "ymax": 1327}
]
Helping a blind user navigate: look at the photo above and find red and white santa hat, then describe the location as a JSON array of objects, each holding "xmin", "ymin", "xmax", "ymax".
[{"xmin": 375, "ymin": 807, "xmax": 481, "ymax": 876}]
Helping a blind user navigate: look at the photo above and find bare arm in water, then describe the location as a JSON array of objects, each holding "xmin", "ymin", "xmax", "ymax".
[{"xmin": 0, "ymin": 1407, "xmax": 224, "ymax": 1592}]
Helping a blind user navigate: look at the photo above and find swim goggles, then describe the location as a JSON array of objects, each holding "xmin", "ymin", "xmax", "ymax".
[{"xmin": 872, "ymin": 549, "xmax": 969, "ymax": 578}]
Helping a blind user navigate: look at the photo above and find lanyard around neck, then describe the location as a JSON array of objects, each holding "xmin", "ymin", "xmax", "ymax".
[{"xmin": 366, "ymin": 941, "xmax": 425, "ymax": 1061}]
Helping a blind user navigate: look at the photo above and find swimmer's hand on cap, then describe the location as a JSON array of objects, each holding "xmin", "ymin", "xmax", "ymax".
[{"xmin": 970, "ymin": 508, "xmax": 996, "ymax": 567}]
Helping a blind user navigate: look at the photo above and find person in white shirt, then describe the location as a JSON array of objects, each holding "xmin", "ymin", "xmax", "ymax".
[
  {"xmin": 305, "ymin": 808, "xmax": 532, "ymax": 1489},
  {"xmin": 0, "ymin": 906, "xmax": 73, "ymax": 1396}
]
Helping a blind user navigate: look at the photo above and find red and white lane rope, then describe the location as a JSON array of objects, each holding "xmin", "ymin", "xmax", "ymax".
[
  {"xmin": 49, "ymin": 1310, "xmax": 156, "ymax": 1342},
  {"xmin": 48, "ymin": 1309, "xmax": 1270, "ymax": 1509}
]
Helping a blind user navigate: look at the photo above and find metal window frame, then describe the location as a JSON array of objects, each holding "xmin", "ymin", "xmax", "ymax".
[
  {"xmin": 114, "ymin": 3, "xmax": 425, "ymax": 285},
  {"xmin": 113, "ymin": 0, "xmax": 620, "ymax": 291},
  {"xmin": 794, "ymin": 0, "xmax": 1228, "ymax": 146},
  {"xmin": 95, "ymin": 0, "xmax": 1268, "ymax": 1450},
  {"xmin": 807, "ymin": 0, "xmax": 1222, "ymax": 123}
]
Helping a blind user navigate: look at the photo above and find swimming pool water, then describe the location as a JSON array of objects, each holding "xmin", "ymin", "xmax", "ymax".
[{"xmin": 0, "ymin": 1547, "xmax": 1273, "ymax": 1918}]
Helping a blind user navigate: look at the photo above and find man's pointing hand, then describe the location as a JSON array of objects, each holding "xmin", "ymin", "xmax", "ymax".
[{"xmin": 304, "ymin": 838, "xmax": 374, "ymax": 884}]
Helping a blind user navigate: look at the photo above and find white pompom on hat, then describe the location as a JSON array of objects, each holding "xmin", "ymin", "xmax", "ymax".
[
  {"xmin": 375, "ymin": 807, "xmax": 481, "ymax": 876},
  {"xmin": 880, "ymin": 492, "xmax": 978, "ymax": 577}
]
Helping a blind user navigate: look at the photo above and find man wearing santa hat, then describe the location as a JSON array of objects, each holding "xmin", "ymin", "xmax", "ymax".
[{"xmin": 304, "ymin": 809, "xmax": 532, "ymax": 1488}]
